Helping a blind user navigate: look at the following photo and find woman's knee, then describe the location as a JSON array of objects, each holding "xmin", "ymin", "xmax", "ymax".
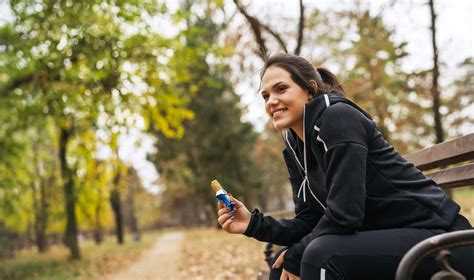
[{"xmin": 302, "ymin": 235, "xmax": 339, "ymax": 267}]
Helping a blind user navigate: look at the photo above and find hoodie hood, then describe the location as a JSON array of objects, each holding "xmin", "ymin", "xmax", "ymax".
[
  {"xmin": 305, "ymin": 94, "xmax": 371, "ymax": 136},
  {"xmin": 286, "ymin": 93, "xmax": 372, "ymax": 155}
]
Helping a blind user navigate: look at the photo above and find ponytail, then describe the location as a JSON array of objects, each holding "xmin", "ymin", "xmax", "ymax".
[{"xmin": 316, "ymin": 67, "xmax": 346, "ymax": 96}]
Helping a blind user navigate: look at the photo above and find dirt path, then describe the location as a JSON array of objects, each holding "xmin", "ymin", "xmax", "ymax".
[{"xmin": 105, "ymin": 231, "xmax": 184, "ymax": 280}]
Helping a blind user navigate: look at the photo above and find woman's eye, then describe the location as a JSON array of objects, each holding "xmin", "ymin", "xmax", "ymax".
[
  {"xmin": 276, "ymin": 86, "xmax": 286, "ymax": 92},
  {"xmin": 262, "ymin": 94, "xmax": 269, "ymax": 101}
]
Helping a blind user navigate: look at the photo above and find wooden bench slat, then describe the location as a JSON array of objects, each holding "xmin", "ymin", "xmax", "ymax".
[
  {"xmin": 425, "ymin": 163, "xmax": 474, "ymax": 189},
  {"xmin": 404, "ymin": 133, "xmax": 474, "ymax": 171}
]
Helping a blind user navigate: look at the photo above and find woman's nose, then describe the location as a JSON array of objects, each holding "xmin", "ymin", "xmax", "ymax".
[{"xmin": 268, "ymin": 94, "xmax": 279, "ymax": 105}]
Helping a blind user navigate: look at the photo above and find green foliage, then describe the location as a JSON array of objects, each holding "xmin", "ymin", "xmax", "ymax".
[
  {"xmin": 151, "ymin": 1, "xmax": 262, "ymax": 226},
  {"xmin": 0, "ymin": 120, "xmax": 60, "ymax": 234},
  {"xmin": 0, "ymin": 0, "xmax": 195, "ymax": 255},
  {"xmin": 446, "ymin": 58, "xmax": 474, "ymax": 136}
]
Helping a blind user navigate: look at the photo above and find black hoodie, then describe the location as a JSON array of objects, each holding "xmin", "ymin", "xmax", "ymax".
[{"xmin": 243, "ymin": 94, "xmax": 461, "ymax": 276}]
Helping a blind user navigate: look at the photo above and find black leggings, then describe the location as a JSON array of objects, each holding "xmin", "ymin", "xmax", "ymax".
[{"xmin": 269, "ymin": 216, "xmax": 473, "ymax": 280}]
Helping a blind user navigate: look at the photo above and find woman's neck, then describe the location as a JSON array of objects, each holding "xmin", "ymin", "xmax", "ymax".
[{"xmin": 292, "ymin": 123, "xmax": 304, "ymax": 142}]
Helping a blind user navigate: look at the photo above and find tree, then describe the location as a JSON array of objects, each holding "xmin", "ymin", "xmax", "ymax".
[
  {"xmin": 29, "ymin": 125, "xmax": 58, "ymax": 253},
  {"xmin": 445, "ymin": 58, "xmax": 474, "ymax": 136},
  {"xmin": 428, "ymin": 0, "xmax": 444, "ymax": 143},
  {"xmin": 233, "ymin": 0, "xmax": 305, "ymax": 59},
  {"xmin": 0, "ymin": 0, "xmax": 192, "ymax": 258},
  {"xmin": 254, "ymin": 122, "xmax": 291, "ymax": 211},
  {"xmin": 340, "ymin": 10, "xmax": 422, "ymax": 152},
  {"xmin": 123, "ymin": 167, "xmax": 142, "ymax": 241},
  {"xmin": 75, "ymin": 129, "xmax": 110, "ymax": 245},
  {"xmin": 109, "ymin": 134, "xmax": 126, "ymax": 244},
  {"xmin": 151, "ymin": 0, "xmax": 262, "ymax": 226}
]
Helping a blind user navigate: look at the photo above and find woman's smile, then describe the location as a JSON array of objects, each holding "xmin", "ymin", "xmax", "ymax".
[{"xmin": 272, "ymin": 108, "xmax": 288, "ymax": 118}]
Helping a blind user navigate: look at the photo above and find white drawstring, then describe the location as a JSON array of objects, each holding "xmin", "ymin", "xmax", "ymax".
[
  {"xmin": 297, "ymin": 174, "xmax": 326, "ymax": 209},
  {"xmin": 297, "ymin": 176, "xmax": 308, "ymax": 202},
  {"xmin": 285, "ymin": 130, "xmax": 326, "ymax": 210},
  {"xmin": 321, "ymin": 268, "xmax": 327, "ymax": 280},
  {"xmin": 285, "ymin": 132, "xmax": 304, "ymax": 171}
]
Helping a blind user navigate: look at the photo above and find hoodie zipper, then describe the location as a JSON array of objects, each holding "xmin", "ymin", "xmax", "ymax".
[{"xmin": 285, "ymin": 107, "xmax": 326, "ymax": 211}]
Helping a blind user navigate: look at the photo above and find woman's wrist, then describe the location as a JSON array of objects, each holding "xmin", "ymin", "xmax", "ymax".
[{"xmin": 242, "ymin": 209, "xmax": 259, "ymax": 236}]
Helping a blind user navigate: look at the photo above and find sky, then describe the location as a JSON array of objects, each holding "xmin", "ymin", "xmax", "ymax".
[{"xmin": 1, "ymin": 0, "xmax": 472, "ymax": 192}]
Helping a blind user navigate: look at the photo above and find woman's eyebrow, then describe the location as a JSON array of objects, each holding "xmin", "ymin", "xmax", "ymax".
[{"xmin": 261, "ymin": 81, "xmax": 285, "ymax": 94}]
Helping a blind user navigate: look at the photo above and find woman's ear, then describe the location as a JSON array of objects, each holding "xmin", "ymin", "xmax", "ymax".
[
  {"xmin": 308, "ymin": 80, "xmax": 318, "ymax": 100},
  {"xmin": 309, "ymin": 80, "xmax": 318, "ymax": 92}
]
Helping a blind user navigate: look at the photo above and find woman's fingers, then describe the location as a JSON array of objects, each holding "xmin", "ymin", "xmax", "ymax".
[
  {"xmin": 222, "ymin": 215, "xmax": 235, "ymax": 231},
  {"xmin": 217, "ymin": 212, "xmax": 232, "ymax": 225},
  {"xmin": 217, "ymin": 201, "xmax": 225, "ymax": 209},
  {"xmin": 289, "ymin": 272, "xmax": 300, "ymax": 280},
  {"xmin": 228, "ymin": 194, "xmax": 244, "ymax": 208},
  {"xmin": 273, "ymin": 249, "xmax": 287, "ymax": 269},
  {"xmin": 217, "ymin": 207, "xmax": 229, "ymax": 217}
]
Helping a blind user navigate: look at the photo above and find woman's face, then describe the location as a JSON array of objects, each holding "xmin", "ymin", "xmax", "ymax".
[{"xmin": 260, "ymin": 66, "xmax": 310, "ymax": 131}]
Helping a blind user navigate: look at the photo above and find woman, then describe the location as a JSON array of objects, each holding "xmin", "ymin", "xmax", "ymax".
[{"xmin": 216, "ymin": 53, "xmax": 473, "ymax": 280}]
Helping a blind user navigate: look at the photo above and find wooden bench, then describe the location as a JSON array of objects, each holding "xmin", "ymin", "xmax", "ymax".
[{"xmin": 258, "ymin": 133, "xmax": 474, "ymax": 280}]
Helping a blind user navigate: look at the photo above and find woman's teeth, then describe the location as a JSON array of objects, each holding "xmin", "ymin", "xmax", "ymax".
[{"xmin": 273, "ymin": 109, "xmax": 287, "ymax": 117}]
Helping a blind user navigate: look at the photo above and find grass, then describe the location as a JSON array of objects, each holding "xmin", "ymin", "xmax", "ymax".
[
  {"xmin": 0, "ymin": 231, "xmax": 162, "ymax": 280},
  {"xmin": 452, "ymin": 186, "xmax": 474, "ymax": 224},
  {"xmin": 178, "ymin": 228, "xmax": 268, "ymax": 279}
]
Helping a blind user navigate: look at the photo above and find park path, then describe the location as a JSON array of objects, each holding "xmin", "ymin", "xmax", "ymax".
[{"xmin": 105, "ymin": 231, "xmax": 185, "ymax": 280}]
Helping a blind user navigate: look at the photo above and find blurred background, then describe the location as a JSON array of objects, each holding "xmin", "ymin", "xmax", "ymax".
[{"xmin": 0, "ymin": 0, "xmax": 472, "ymax": 279}]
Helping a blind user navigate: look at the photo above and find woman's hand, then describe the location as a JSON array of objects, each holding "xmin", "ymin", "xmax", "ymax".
[
  {"xmin": 217, "ymin": 195, "xmax": 251, "ymax": 234},
  {"xmin": 273, "ymin": 250, "xmax": 300, "ymax": 280}
]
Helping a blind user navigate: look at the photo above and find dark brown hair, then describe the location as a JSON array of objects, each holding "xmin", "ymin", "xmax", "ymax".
[{"xmin": 260, "ymin": 53, "xmax": 345, "ymax": 97}]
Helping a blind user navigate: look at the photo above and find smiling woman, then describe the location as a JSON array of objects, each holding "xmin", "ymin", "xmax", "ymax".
[
  {"xmin": 261, "ymin": 67, "xmax": 308, "ymax": 136},
  {"xmin": 259, "ymin": 56, "xmax": 344, "ymax": 140},
  {"xmin": 216, "ymin": 53, "xmax": 474, "ymax": 280}
]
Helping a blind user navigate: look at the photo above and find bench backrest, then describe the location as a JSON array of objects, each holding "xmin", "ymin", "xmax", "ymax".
[{"xmin": 404, "ymin": 133, "xmax": 474, "ymax": 189}]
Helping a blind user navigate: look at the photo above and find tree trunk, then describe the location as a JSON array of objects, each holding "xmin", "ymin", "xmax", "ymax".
[
  {"xmin": 93, "ymin": 205, "xmax": 104, "ymax": 244},
  {"xmin": 294, "ymin": 0, "xmax": 305, "ymax": 55},
  {"xmin": 37, "ymin": 176, "xmax": 50, "ymax": 253},
  {"xmin": 34, "ymin": 181, "xmax": 49, "ymax": 253},
  {"xmin": 35, "ymin": 220, "xmax": 47, "ymax": 253},
  {"xmin": 93, "ymin": 223, "xmax": 104, "ymax": 244},
  {"xmin": 110, "ymin": 184, "xmax": 124, "ymax": 244},
  {"xmin": 93, "ymin": 186, "xmax": 104, "ymax": 244},
  {"xmin": 31, "ymin": 181, "xmax": 47, "ymax": 253},
  {"xmin": 32, "ymin": 142, "xmax": 50, "ymax": 253},
  {"xmin": 126, "ymin": 179, "xmax": 140, "ymax": 241},
  {"xmin": 59, "ymin": 126, "xmax": 80, "ymax": 259},
  {"xmin": 429, "ymin": 0, "xmax": 444, "ymax": 143},
  {"xmin": 110, "ymin": 189, "xmax": 124, "ymax": 244}
]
